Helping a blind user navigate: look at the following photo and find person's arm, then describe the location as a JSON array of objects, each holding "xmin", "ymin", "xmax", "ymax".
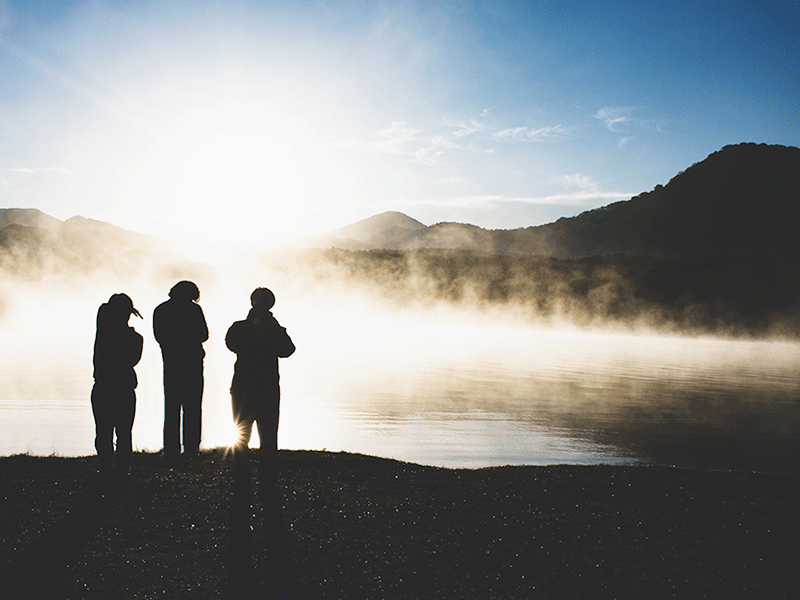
[
  {"xmin": 269, "ymin": 316, "xmax": 295, "ymax": 357},
  {"xmin": 273, "ymin": 326, "xmax": 295, "ymax": 358},
  {"xmin": 126, "ymin": 329, "xmax": 144, "ymax": 368},
  {"xmin": 197, "ymin": 305, "xmax": 210, "ymax": 344},
  {"xmin": 152, "ymin": 305, "xmax": 162, "ymax": 345},
  {"xmin": 225, "ymin": 322, "xmax": 242, "ymax": 354}
]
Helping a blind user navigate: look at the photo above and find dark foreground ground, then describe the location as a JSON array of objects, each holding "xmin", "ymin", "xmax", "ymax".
[{"xmin": 0, "ymin": 450, "xmax": 797, "ymax": 599}]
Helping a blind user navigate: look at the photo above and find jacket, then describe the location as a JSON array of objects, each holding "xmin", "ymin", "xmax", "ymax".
[
  {"xmin": 153, "ymin": 298, "xmax": 209, "ymax": 360},
  {"xmin": 225, "ymin": 308, "xmax": 295, "ymax": 394},
  {"xmin": 93, "ymin": 303, "xmax": 144, "ymax": 389}
]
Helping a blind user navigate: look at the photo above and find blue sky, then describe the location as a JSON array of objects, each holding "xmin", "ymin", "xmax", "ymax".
[{"xmin": 1, "ymin": 0, "xmax": 797, "ymax": 248}]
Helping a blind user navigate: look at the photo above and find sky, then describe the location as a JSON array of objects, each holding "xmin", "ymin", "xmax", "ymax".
[{"xmin": 0, "ymin": 0, "xmax": 798, "ymax": 250}]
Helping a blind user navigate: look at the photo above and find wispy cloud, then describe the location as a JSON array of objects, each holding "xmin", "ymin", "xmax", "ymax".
[
  {"xmin": 1, "ymin": 166, "xmax": 71, "ymax": 175},
  {"xmin": 493, "ymin": 126, "xmax": 528, "ymax": 140},
  {"xmin": 492, "ymin": 124, "xmax": 574, "ymax": 142},
  {"xmin": 430, "ymin": 134, "xmax": 463, "ymax": 150},
  {"xmin": 459, "ymin": 191, "xmax": 632, "ymax": 206},
  {"xmin": 356, "ymin": 112, "xmax": 576, "ymax": 165},
  {"xmin": 556, "ymin": 173, "xmax": 600, "ymax": 191},
  {"xmin": 395, "ymin": 190, "xmax": 633, "ymax": 210},
  {"xmin": 452, "ymin": 120, "xmax": 483, "ymax": 139},
  {"xmin": 369, "ymin": 121, "xmax": 424, "ymax": 155},
  {"xmin": 382, "ymin": 176, "xmax": 634, "ymax": 210},
  {"xmin": 595, "ymin": 106, "xmax": 640, "ymax": 132},
  {"xmin": 532, "ymin": 171, "xmax": 634, "ymax": 205},
  {"xmin": 595, "ymin": 106, "xmax": 669, "ymax": 149},
  {"xmin": 415, "ymin": 146, "xmax": 444, "ymax": 163}
]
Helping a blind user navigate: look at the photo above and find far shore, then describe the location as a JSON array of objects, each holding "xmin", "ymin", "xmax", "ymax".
[{"xmin": 1, "ymin": 450, "xmax": 797, "ymax": 599}]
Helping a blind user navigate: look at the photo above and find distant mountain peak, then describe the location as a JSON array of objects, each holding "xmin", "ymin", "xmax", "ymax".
[
  {"xmin": 0, "ymin": 208, "xmax": 63, "ymax": 231},
  {"xmin": 328, "ymin": 211, "xmax": 427, "ymax": 243}
]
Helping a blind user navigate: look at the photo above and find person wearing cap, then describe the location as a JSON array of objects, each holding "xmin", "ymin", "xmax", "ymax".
[
  {"xmin": 153, "ymin": 280, "xmax": 209, "ymax": 457},
  {"xmin": 225, "ymin": 287, "xmax": 295, "ymax": 466},
  {"xmin": 91, "ymin": 293, "xmax": 144, "ymax": 483}
]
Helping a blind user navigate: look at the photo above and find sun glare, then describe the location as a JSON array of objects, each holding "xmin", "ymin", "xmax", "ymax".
[{"xmin": 115, "ymin": 77, "xmax": 358, "ymax": 247}]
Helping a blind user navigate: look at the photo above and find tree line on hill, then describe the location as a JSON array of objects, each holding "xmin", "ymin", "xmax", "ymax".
[{"xmin": 257, "ymin": 248, "xmax": 800, "ymax": 338}]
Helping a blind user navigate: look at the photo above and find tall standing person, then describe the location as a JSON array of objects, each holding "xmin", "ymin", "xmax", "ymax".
[
  {"xmin": 91, "ymin": 293, "xmax": 143, "ymax": 484},
  {"xmin": 153, "ymin": 280, "xmax": 209, "ymax": 457},
  {"xmin": 225, "ymin": 287, "xmax": 295, "ymax": 467}
]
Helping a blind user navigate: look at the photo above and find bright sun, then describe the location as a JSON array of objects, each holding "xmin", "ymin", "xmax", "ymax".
[{"xmin": 116, "ymin": 77, "xmax": 357, "ymax": 248}]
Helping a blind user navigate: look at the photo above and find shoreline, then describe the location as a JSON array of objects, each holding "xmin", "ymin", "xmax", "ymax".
[{"xmin": 1, "ymin": 449, "xmax": 797, "ymax": 599}]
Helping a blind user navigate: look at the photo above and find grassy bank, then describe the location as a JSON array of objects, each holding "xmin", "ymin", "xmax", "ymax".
[{"xmin": 1, "ymin": 450, "xmax": 797, "ymax": 599}]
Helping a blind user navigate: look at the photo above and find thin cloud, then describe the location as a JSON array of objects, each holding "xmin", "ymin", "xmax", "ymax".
[
  {"xmin": 493, "ymin": 126, "xmax": 529, "ymax": 140},
  {"xmin": 391, "ymin": 190, "xmax": 633, "ymax": 210},
  {"xmin": 431, "ymin": 135, "xmax": 463, "ymax": 149},
  {"xmin": 415, "ymin": 146, "xmax": 444, "ymax": 164},
  {"xmin": 493, "ymin": 124, "xmax": 574, "ymax": 142},
  {"xmin": 595, "ymin": 106, "xmax": 640, "ymax": 132},
  {"xmin": 452, "ymin": 121, "xmax": 482, "ymax": 138},
  {"xmin": 428, "ymin": 172, "xmax": 633, "ymax": 207},
  {"xmin": 370, "ymin": 121, "xmax": 425, "ymax": 155},
  {"xmin": 557, "ymin": 173, "xmax": 600, "ymax": 191},
  {"xmin": 357, "ymin": 112, "xmax": 577, "ymax": 163},
  {"xmin": 431, "ymin": 118, "xmax": 484, "ymax": 150},
  {"xmin": 1, "ymin": 166, "xmax": 71, "ymax": 175},
  {"xmin": 503, "ymin": 190, "xmax": 632, "ymax": 205}
]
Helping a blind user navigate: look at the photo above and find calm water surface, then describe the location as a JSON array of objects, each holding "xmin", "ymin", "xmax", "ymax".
[{"xmin": 1, "ymin": 317, "xmax": 798, "ymax": 474}]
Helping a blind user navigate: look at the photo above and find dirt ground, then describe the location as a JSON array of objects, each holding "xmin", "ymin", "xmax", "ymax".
[{"xmin": 0, "ymin": 450, "xmax": 797, "ymax": 599}]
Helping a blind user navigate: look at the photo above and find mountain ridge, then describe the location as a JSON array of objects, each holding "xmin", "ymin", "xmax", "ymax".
[
  {"xmin": 3, "ymin": 143, "xmax": 798, "ymax": 259},
  {"xmin": 295, "ymin": 143, "xmax": 799, "ymax": 259}
]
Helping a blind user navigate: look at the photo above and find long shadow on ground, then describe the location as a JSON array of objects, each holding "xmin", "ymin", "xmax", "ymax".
[{"xmin": 228, "ymin": 454, "xmax": 299, "ymax": 599}]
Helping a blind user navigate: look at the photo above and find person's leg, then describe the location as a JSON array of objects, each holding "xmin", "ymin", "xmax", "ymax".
[
  {"xmin": 232, "ymin": 392, "xmax": 256, "ymax": 454},
  {"xmin": 162, "ymin": 360, "xmax": 181, "ymax": 456},
  {"xmin": 232, "ymin": 408, "xmax": 254, "ymax": 477},
  {"xmin": 255, "ymin": 388, "xmax": 280, "ymax": 466},
  {"xmin": 182, "ymin": 360, "xmax": 204, "ymax": 454},
  {"xmin": 115, "ymin": 388, "xmax": 137, "ymax": 476},
  {"xmin": 91, "ymin": 384, "xmax": 114, "ymax": 478}
]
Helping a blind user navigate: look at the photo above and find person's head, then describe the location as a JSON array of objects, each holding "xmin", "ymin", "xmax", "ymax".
[
  {"xmin": 169, "ymin": 280, "xmax": 200, "ymax": 302},
  {"xmin": 106, "ymin": 293, "xmax": 141, "ymax": 323},
  {"xmin": 250, "ymin": 287, "xmax": 275, "ymax": 311}
]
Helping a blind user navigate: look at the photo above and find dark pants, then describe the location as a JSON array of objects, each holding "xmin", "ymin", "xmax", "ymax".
[
  {"xmin": 162, "ymin": 356, "xmax": 204, "ymax": 454},
  {"xmin": 91, "ymin": 383, "xmax": 136, "ymax": 475},
  {"xmin": 231, "ymin": 386, "xmax": 280, "ymax": 461}
]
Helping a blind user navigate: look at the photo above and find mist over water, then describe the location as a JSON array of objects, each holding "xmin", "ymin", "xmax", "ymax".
[{"xmin": 1, "ymin": 245, "xmax": 799, "ymax": 473}]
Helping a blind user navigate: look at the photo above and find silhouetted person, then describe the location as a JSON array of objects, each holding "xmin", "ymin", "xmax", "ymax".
[
  {"xmin": 153, "ymin": 280, "xmax": 209, "ymax": 457},
  {"xmin": 91, "ymin": 293, "xmax": 143, "ymax": 483},
  {"xmin": 225, "ymin": 287, "xmax": 295, "ymax": 465}
]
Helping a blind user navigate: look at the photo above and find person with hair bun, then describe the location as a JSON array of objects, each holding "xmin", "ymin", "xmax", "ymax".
[{"xmin": 153, "ymin": 280, "xmax": 209, "ymax": 457}]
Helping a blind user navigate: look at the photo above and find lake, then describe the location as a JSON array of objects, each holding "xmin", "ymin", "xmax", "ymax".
[{"xmin": 1, "ymin": 312, "xmax": 798, "ymax": 474}]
